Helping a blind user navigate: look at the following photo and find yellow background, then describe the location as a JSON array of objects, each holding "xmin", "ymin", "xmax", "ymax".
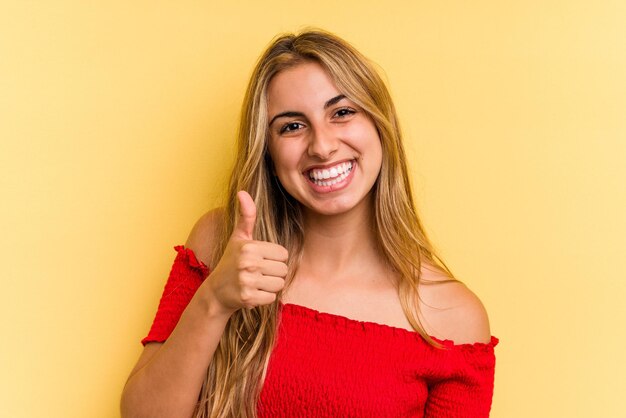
[{"xmin": 1, "ymin": 1, "xmax": 624, "ymax": 417}]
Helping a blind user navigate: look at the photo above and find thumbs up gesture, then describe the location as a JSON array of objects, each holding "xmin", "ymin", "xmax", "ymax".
[{"xmin": 203, "ymin": 191, "xmax": 289, "ymax": 317}]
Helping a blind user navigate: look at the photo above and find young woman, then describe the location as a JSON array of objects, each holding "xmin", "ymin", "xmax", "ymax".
[{"xmin": 121, "ymin": 29, "xmax": 498, "ymax": 418}]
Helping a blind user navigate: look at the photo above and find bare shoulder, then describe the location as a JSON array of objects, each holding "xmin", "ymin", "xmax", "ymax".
[
  {"xmin": 417, "ymin": 265, "xmax": 492, "ymax": 344},
  {"xmin": 184, "ymin": 207, "xmax": 226, "ymax": 269}
]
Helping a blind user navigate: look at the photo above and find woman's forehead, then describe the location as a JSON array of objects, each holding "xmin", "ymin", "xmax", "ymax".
[{"xmin": 267, "ymin": 62, "xmax": 344, "ymax": 112}]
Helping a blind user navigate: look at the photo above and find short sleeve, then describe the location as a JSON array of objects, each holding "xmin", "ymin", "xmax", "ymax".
[
  {"xmin": 140, "ymin": 245, "xmax": 210, "ymax": 346},
  {"xmin": 424, "ymin": 336, "xmax": 499, "ymax": 417}
]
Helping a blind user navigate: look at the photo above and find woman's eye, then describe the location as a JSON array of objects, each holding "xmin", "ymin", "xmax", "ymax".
[
  {"xmin": 335, "ymin": 108, "xmax": 356, "ymax": 118},
  {"xmin": 279, "ymin": 122, "xmax": 303, "ymax": 134}
]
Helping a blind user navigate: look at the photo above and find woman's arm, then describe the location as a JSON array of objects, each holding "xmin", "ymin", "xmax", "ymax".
[
  {"xmin": 120, "ymin": 209, "xmax": 230, "ymax": 418},
  {"xmin": 121, "ymin": 293, "xmax": 232, "ymax": 418},
  {"xmin": 120, "ymin": 192, "xmax": 288, "ymax": 418},
  {"xmin": 419, "ymin": 278, "xmax": 497, "ymax": 417}
]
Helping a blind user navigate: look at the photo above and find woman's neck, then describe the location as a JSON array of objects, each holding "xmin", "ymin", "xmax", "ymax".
[{"xmin": 300, "ymin": 197, "xmax": 382, "ymax": 278}]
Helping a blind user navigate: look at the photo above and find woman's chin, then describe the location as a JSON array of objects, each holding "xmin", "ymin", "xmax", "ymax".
[{"xmin": 301, "ymin": 195, "xmax": 371, "ymax": 218}]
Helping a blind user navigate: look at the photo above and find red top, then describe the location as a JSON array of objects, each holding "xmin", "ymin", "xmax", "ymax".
[{"xmin": 142, "ymin": 246, "xmax": 499, "ymax": 417}]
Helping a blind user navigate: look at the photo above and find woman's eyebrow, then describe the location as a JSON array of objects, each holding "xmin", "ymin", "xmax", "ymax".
[
  {"xmin": 324, "ymin": 94, "xmax": 347, "ymax": 109},
  {"xmin": 268, "ymin": 94, "xmax": 347, "ymax": 126}
]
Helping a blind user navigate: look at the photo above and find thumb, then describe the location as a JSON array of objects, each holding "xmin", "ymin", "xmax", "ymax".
[{"xmin": 233, "ymin": 190, "xmax": 256, "ymax": 240}]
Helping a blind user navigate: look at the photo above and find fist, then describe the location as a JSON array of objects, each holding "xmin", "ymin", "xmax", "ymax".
[{"xmin": 204, "ymin": 191, "xmax": 288, "ymax": 316}]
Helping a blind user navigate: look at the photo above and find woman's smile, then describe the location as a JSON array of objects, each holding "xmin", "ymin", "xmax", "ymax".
[{"xmin": 304, "ymin": 159, "xmax": 356, "ymax": 192}]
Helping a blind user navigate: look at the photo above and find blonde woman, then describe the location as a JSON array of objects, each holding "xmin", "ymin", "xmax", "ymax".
[{"xmin": 121, "ymin": 28, "xmax": 498, "ymax": 418}]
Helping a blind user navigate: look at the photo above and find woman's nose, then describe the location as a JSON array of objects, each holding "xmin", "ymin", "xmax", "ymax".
[{"xmin": 307, "ymin": 125, "xmax": 339, "ymax": 160}]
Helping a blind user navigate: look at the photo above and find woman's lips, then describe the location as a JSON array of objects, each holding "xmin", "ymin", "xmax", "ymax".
[{"xmin": 304, "ymin": 160, "xmax": 356, "ymax": 193}]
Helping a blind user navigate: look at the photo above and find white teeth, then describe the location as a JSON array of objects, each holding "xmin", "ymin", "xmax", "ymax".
[{"xmin": 308, "ymin": 161, "xmax": 354, "ymax": 187}]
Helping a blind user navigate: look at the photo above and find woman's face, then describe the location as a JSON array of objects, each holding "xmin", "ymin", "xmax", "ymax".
[{"xmin": 266, "ymin": 61, "xmax": 383, "ymax": 218}]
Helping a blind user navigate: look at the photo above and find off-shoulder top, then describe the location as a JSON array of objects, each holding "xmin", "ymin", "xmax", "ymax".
[{"xmin": 141, "ymin": 246, "xmax": 499, "ymax": 417}]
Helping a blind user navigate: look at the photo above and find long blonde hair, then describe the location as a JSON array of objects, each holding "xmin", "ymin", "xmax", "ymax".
[{"xmin": 193, "ymin": 28, "xmax": 457, "ymax": 418}]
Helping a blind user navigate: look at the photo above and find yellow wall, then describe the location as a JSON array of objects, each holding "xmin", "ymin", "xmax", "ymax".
[{"xmin": 1, "ymin": 1, "xmax": 624, "ymax": 417}]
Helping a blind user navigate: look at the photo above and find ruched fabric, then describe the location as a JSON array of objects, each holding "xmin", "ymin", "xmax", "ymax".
[
  {"xmin": 142, "ymin": 246, "xmax": 499, "ymax": 417},
  {"xmin": 141, "ymin": 246, "xmax": 209, "ymax": 346}
]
